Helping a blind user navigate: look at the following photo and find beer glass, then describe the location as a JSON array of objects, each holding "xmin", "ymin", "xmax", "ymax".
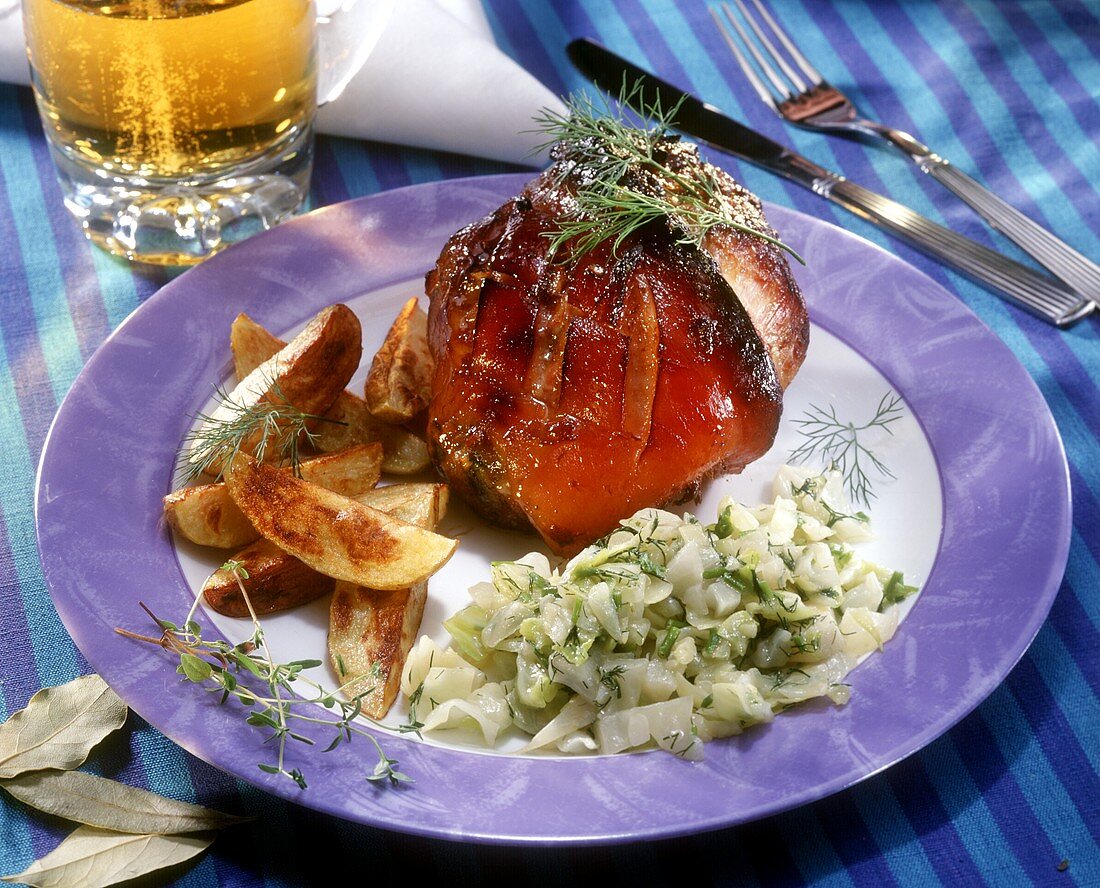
[{"xmin": 22, "ymin": 0, "xmax": 393, "ymax": 265}]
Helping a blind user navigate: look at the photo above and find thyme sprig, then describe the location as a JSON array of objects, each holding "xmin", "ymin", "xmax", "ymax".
[
  {"xmin": 181, "ymin": 375, "xmax": 338, "ymax": 483},
  {"xmin": 532, "ymin": 81, "xmax": 803, "ymax": 263},
  {"xmin": 788, "ymin": 392, "xmax": 905, "ymax": 506},
  {"xmin": 116, "ymin": 562, "xmax": 411, "ymax": 789}
]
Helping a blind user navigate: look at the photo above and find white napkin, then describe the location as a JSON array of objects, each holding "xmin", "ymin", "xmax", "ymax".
[{"xmin": 0, "ymin": 0, "xmax": 563, "ymax": 167}]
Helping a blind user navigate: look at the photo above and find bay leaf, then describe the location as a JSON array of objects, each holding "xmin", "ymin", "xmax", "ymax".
[
  {"xmin": 0, "ymin": 826, "xmax": 214, "ymax": 888},
  {"xmin": 2, "ymin": 770, "xmax": 249, "ymax": 835},
  {"xmin": 0, "ymin": 675, "xmax": 127, "ymax": 779}
]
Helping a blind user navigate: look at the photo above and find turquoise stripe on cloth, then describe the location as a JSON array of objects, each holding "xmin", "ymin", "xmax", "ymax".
[{"xmin": 1, "ymin": 1, "xmax": 1097, "ymax": 884}]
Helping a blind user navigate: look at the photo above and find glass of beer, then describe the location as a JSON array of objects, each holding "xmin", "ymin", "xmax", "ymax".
[{"xmin": 22, "ymin": 0, "xmax": 391, "ymax": 265}]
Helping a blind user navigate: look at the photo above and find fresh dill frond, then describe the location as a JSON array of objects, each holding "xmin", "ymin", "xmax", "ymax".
[
  {"xmin": 531, "ymin": 80, "xmax": 803, "ymax": 263},
  {"xmin": 788, "ymin": 392, "xmax": 905, "ymax": 506},
  {"xmin": 180, "ymin": 376, "xmax": 331, "ymax": 483}
]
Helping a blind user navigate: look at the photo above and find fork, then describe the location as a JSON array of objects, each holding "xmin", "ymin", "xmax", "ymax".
[{"xmin": 711, "ymin": 0, "xmax": 1100, "ymax": 308}]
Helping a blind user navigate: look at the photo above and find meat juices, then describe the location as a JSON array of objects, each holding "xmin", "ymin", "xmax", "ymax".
[{"xmin": 426, "ymin": 145, "xmax": 808, "ymax": 555}]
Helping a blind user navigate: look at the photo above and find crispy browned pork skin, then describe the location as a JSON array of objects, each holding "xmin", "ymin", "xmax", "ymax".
[{"xmin": 426, "ymin": 146, "xmax": 808, "ymax": 555}]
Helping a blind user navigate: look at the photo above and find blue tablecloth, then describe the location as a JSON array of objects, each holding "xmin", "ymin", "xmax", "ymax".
[{"xmin": 2, "ymin": 1, "xmax": 1097, "ymax": 884}]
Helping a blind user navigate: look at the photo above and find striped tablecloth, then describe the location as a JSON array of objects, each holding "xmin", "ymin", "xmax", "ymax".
[{"xmin": 1, "ymin": 1, "xmax": 1096, "ymax": 885}]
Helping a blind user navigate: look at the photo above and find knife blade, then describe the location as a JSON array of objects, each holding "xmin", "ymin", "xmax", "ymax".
[{"xmin": 567, "ymin": 38, "xmax": 1094, "ymax": 328}]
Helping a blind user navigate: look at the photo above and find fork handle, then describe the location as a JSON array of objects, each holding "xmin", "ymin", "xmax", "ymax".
[
  {"xmin": 821, "ymin": 176, "xmax": 1095, "ymax": 327},
  {"xmin": 915, "ymin": 157, "xmax": 1100, "ymax": 303}
]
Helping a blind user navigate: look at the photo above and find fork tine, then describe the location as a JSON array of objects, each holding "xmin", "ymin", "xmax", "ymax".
[
  {"xmin": 748, "ymin": 0, "xmax": 825, "ymax": 88},
  {"xmin": 715, "ymin": 3, "xmax": 794, "ymax": 103},
  {"xmin": 733, "ymin": 0, "xmax": 810, "ymax": 95},
  {"xmin": 709, "ymin": 6, "xmax": 780, "ymax": 108}
]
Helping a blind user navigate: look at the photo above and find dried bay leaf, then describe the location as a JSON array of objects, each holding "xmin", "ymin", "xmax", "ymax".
[
  {"xmin": 0, "ymin": 826, "xmax": 215, "ymax": 888},
  {"xmin": 2, "ymin": 770, "xmax": 249, "ymax": 835},
  {"xmin": 0, "ymin": 675, "xmax": 127, "ymax": 779}
]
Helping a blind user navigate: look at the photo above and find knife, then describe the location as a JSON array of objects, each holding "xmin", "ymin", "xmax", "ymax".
[{"xmin": 567, "ymin": 38, "xmax": 1095, "ymax": 328}]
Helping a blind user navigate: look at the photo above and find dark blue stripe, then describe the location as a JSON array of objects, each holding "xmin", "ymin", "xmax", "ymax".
[
  {"xmin": 934, "ymin": 2, "xmax": 1100, "ymax": 249},
  {"xmin": 1059, "ymin": 460, "xmax": 1100, "ymax": 576},
  {"xmin": 1054, "ymin": 0, "xmax": 1100, "ymax": 41},
  {"xmin": 951, "ymin": 706, "xmax": 1064, "ymax": 885},
  {"xmin": 871, "ymin": 1, "xmax": 1099, "ymax": 254},
  {"xmin": 482, "ymin": 0, "xmax": 570, "ymax": 95},
  {"xmin": 1007, "ymin": 653, "xmax": 1100, "ymax": 844},
  {"xmin": 311, "ymin": 136, "xmax": 353, "ymax": 208},
  {"xmin": 812, "ymin": 793, "xmax": 898, "ymax": 888},
  {"xmin": 780, "ymin": 805, "xmax": 860, "ymax": 887},
  {"xmin": 736, "ymin": 817, "xmax": 805, "ymax": 886},
  {"xmin": 884, "ymin": 755, "xmax": 988, "ymax": 887},
  {"xmin": 976, "ymin": 2, "xmax": 1100, "ymax": 162}
]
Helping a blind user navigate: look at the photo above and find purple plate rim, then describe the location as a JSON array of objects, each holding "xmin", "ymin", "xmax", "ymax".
[{"xmin": 34, "ymin": 173, "xmax": 1071, "ymax": 845}]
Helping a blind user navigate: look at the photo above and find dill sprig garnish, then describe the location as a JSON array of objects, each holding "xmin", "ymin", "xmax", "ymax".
[
  {"xmin": 531, "ymin": 81, "xmax": 803, "ymax": 263},
  {"xmin": 788, "ymin": 392, "xmax": 905, "ymax": 506},
  {"xmin": 181, "ymin": 375, "xmax": 334, "ymax": 483},
  {"xmin": 115, "ymin": 561, "xmax": 411, "ymax": 789}
]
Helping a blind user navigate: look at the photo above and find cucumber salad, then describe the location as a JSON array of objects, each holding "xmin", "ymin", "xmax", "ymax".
[{"xmin": 400, "ymin": 465, "xmax": 918, "ymax": 759}]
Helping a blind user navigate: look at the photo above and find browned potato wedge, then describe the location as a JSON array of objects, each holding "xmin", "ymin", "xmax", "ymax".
[
  {"xmin": 312, "ymin": 394, "xmax": 431, "ymax": 475},
  {"xmin": 202, "ymin": 483, "xmax": 448, "ymax": 616},
  {"xmin": 164, "ymin": 484, "xmax": 257, "ymax": 550},
  {"xmin": 230, "ymin": 312, "xmax": 282, "ymax": 381},
  {"xmin": 355, "ymin": 482, "xmax": 447, "ymax": 528},
  {"xmin": 226, "ymin": 455, "xmax": 456, "ymax": 590},
  {"xmin": 203, "ymin": 538, "xmax": 333, "ymax": 617},
  {"xmin": 329, "ymin": 483, "xmax": 449, "ymax": 716},
  {"xmin": 230, "ymin": 314, "xmax": 431, "ymax": 475},
  {"xmin": 363, "ymin": 297, "xmax": 433, "ymax": 423},
  {"xmin": 190, "ymin": 304, "xmax": 362, "ymax": 477},
  {"xmin": 165, "ymin": 443, "xmax": 383, "ymax": 548},
  {"xmin": 331, "ymin": 584, "xmax": 428, "ymax": 718}
]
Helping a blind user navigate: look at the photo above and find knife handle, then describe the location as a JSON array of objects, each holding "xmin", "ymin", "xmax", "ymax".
[{"xmin": 771, "ymin": 153, "xmax": 1094, "ymax": 327}]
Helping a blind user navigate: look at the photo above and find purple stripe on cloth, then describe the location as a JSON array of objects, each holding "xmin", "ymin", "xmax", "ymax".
[
  {"xmin": 367, "ymin": 146, "xmax": 419, "ymax": 191},
  {"xmin": 14, "ymin": 90, "xmax": 112, "ymax": 366},
  {"xmin": 779, "ymin": 806, "xmax": 859, "ymax": 887},
  {"xmin": 0, "ymin": 174, "xmax": 58, "ymax": 463},
  {"xmin": 0, "ymin": 512, "xmax": 40, "ymax": 714}
]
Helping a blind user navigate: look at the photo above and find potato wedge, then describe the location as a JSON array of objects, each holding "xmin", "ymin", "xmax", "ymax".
[
  {"xmin": 363, "ymin": 297, "xmax": 433, "ymax": 423},
  {"xmin": 312, "ymin": 394, "xmax": 431, "ymax": 474},
  {"xmin": 329, "ymin": 483, "xmax": 449, "ymax": 716},
  {"xmin": 331, "ymin": 584, "xmax": 427, "ymax": 718},
  {"xmin": 165, "ymin": 443, "xmax": 383, "ymax": 548},
  {"xmin": 203, "ymin": 537, "xmax": 333, "ymax": 617},
  {"xmin": 231, "ymin": 314, "xmax": 431, "ymax": 475},
  {"xmin": 202, "ymin": 483, "xmax": 448, "ymax": 616},
  {"xmin": 230, "ymin": 312, "xmax": 282, "ymax": 381},
  {"xmin": 355, "ymin": 482, "xmax": 448, "ymax": 528},
  {"xmin": 226, "ymin": 455, "xmax": 456, "ymax": 590},
  {"xmin": 190, "ymin": 304, "xmax": 362, "ymax": 477}
]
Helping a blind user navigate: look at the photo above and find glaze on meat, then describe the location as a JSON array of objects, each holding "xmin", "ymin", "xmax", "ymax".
[{"xmin": 426, "ymin": 147, "xmax": 808, "ymax": 554}]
